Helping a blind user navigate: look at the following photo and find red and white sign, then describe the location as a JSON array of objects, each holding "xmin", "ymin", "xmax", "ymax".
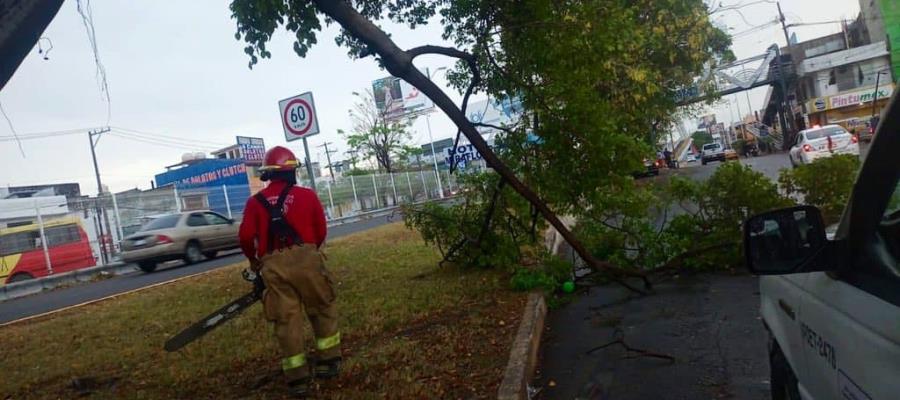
[{"xmin": 278, "ymin": 92, "xmax": 320, "ymax": 141}]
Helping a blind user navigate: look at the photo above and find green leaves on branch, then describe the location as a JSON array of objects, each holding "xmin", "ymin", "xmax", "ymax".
[
  {"xmin": 340, "ymin": 89, "xmax": 412, "ymax": 173},
  {"xmin": 779, "ymin": 154, "xmax": 861, "ymax": 224},
  {"xmin": 402, "ymin": 172, "xmax": 543, "ymax": 270},
  {"xmin": 578, "ymin": 163, "xmax": 793, "ymax": 272}
]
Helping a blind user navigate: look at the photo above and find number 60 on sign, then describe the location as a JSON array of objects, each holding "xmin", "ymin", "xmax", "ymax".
[{"xmin": 278, "ymin": 92, "xmax": 321, "ymax": 141}]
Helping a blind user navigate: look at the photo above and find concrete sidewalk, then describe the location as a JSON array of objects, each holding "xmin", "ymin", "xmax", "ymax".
[{"xmin": 537, "ymin": 273, "xmax": 769, "ymax": 400}]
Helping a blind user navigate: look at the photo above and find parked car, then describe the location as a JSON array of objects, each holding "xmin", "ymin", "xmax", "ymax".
[
  {"xmin": 700, "ymin": 142, "xmax": 725, "ymax": 165},
  {"xmin": 121, "ymin": 211, "xmax": 239, "ymax": 272},
  {"xmin": 724, "ymin": 148, "xmax": 739, "ymax": 161},
  {"xmin": 788, "ymin": 125, "xmax": 859, "ymax": 167},
  {"xmin": 633, "ymin": 158, "xmax": 661, "ymax": 178},
  {"xmin": 742, "ymin": 93, "xmax": 899, "ymax": 400}
]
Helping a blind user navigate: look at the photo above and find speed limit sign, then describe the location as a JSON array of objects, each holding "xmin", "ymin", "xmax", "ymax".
[{"xmin": 278, "ymin": 92, "xmax": 320, "ymax": 141}]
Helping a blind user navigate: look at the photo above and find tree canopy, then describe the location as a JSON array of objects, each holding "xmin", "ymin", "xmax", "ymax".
[
  {"xmin": 340, "ymin": 89, "xmax": 412, "ymax": 173},
  {"xmin": 230, "ymin": 0, "xmax": 732, "ymax": 291}
]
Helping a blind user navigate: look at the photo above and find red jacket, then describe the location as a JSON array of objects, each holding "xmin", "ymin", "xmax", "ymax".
[{"xmin": 239, "ymin": 180, "xmax": 327, "ymax": 260}]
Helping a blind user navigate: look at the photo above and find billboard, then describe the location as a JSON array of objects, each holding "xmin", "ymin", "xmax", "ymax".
[
  {"xmin": 372, "ymin": 76, "xmax": 433, "ymax": 121},
  {"xmin": 697, "ymin": 114, "xmax": 717, "ymax": 129},
  {"xmin": 236, "ymin": 136, "xmax": 266, "ymax": 165},
  {"xmin": 466, "ymin": 97, "xmax": 523, "ymax": 133}
]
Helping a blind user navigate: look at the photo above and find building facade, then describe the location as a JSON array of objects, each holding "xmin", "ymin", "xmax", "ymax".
[{"xmin": 799, "ymin": 41, "xmax": 894, "ymax": 130}]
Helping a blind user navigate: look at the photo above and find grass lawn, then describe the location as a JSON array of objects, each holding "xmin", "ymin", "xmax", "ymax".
[{"xmin": 0, "ymin": 223, "xmax": 526, "ymax": 399}]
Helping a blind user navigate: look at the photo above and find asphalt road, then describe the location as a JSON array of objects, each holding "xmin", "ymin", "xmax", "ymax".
[
  {"xmin": 0, "ymin": 214, "xmax": 398, "ymax": 325},
  {"xmin": 539, "ymin": 152, "xmax": 799, "ymax": 400}
]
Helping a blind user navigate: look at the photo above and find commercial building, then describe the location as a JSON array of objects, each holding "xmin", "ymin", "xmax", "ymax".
[
  {"xmin": 762, "ymin": 13, "xmax": 895, "ymax": 139},
  {"xmin": 1, "ymin": 183, "xmax": 81, "ymax": 200},
  {"xmin": 858, "ymin": 0, "xmax": 900, "ymax": 81},
  {"xmin": 799, "ymin": 41, "xmax": 893, "ymax": 130},
  {"xmin": 155, "ymin": 155, "xmax": 252, "ymax": 217}
]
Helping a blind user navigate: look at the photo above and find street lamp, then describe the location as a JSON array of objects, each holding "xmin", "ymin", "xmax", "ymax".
[{"xmin": 425, "ymin": 66, "xmax": 447, "ymax": 198}]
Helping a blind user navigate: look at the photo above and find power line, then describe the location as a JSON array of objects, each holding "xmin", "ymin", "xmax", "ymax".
[
  {"xmin": 731, "ymin": 19, "xmax": 781, "ymax": 38},
  {"xmin": 108, "ymin": 129, "xmax": 224, "ymax": 151},
  {"xmin": 0, "ymin": 128, "xmax": 90, "ymax": 141},
  {"xmin": 76, "ymin": 0, "xmax": 112, "ymax": 125},
  {"xmin": 107, "ymin": 131, "xmax": 220, "ymax": 152},
  {"xmin": 111, "ymin": 126, "xmax": 231, "ymax": 146},
  {"xmin": 0, "ymin": 100, "xmax": 25, "ymax": 157}
]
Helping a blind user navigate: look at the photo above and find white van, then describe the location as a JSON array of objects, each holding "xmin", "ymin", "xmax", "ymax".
[{"xmin": 743, "ymin": 93, "xmax": 899, "ymax": 399}]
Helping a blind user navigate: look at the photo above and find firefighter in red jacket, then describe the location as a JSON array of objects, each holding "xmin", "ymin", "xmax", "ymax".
[{"xmin": 238, "ymin": 146, "xmax": 340, "ymax": 397}]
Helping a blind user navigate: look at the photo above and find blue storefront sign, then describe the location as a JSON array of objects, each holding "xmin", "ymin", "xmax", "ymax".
[
  {"xmin": 155, "ymin": 159, "xmax": 250, "ymax": 189},
  {"xmin": 444, "ymin": 144, "xmax": 485, "ymax": 169},
  {"xmin": 155, "ymin": 159, "xmax": 252, "ymax": 215}
]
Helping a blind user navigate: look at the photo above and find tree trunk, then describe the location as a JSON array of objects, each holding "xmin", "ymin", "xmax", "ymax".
[{"xmin": 311, "ymin": 0, "xmax": 648, "ymax": 291}]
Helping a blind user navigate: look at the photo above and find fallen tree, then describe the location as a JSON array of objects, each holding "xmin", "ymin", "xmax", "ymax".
[{"xmin": 230, "ymin": 0, "xmax": 731, "ymax": 293}]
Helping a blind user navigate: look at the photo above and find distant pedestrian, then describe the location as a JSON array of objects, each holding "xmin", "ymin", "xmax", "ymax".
[{"xmin": 663, "ymin": 149, "xmax": 673, "ymax": 168}]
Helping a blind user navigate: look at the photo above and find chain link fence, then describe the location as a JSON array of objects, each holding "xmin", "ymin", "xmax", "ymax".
[{"xmin": 0, "ymin": 169, "xmax": 458, "ymax": 276}]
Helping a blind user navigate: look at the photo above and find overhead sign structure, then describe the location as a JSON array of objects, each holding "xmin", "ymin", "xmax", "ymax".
[{"xmin": 278, "ymin": 92, "xmax": 320, "ymax": 142}]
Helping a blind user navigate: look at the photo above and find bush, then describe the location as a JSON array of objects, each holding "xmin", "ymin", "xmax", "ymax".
[
  {"xmin": 576, "ymin": 162, "xmax": 793, "ymax": 272},
  {"xmin": 402, "ymin": 172, "xmax": 542, "ymax": 270},
  {"xmin": 779, "ymin": 154, "xmax": 860, "ymax": 224},
  {"xmin": 509, "ymin": 256, "xmax": 572, "ymax": 292}
]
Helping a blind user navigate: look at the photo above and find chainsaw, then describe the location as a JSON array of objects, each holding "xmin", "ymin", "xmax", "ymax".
[{"xmin": 164, "ymin": 269, "xmax": 265, "ymax": 352}]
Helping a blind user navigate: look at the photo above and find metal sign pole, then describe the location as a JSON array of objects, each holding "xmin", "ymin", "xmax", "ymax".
[{"xmin": 302, "ymin": 137, "xmax": 317, "ymax": 192}]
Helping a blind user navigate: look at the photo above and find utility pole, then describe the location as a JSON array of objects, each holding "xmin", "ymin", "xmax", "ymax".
[
  {"xmin": 774, "ymin": 46, "xmax": 793, "ymax": 150},
  {"xmin": 88, "ymin": 127, "xmax": 112, "ymax": 264},
  {"xmin": 777, "ymin": 2, "xmax": 791, "ymax": 46},
  {"xmin": 318, "ymin": 142, "xmax": 337, "ymax": 183},
  {"xmin": 871, "ymin": 70, "xmax": 886, "ymax": 120}
]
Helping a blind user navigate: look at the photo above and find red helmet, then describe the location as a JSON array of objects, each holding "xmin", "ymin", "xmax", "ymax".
[{"xmin": 259, "ymin": 146, "xmax": 300, "ymax": 172}]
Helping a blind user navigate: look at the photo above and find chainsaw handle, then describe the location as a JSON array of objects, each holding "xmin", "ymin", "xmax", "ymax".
[{"xmin": 241, "ymin": 269, "xmax": 266, "ymax": 296}]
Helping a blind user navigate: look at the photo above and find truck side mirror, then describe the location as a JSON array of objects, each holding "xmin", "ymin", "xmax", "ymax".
[{"xmin": 743, "ymin": 205, "xmax": 831, "ymax": 275}]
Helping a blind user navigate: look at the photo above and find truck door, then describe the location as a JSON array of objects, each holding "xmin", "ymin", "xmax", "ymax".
[{"xmin": 798, "ymin": 118, "xmax": 900, "ymax": 399}]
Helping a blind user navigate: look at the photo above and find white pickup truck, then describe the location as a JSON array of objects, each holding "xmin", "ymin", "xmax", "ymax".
[
  {"xmin": 743, "ymin": 91, "xmax": 900, "ymax": 399},
  {"xmin": 701, "ymin": 142, "xmax": 726, "ymax": 165}
]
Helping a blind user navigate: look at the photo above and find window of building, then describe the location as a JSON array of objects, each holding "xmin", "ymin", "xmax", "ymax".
[{"xmin": 829, "ymin": 69, "xmax": 836, "ymax": 85}]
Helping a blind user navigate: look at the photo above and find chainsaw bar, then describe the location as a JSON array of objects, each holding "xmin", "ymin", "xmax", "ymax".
[{"xmin": 164, "ymin": 272, "xmax": 264, "ymax": 352}]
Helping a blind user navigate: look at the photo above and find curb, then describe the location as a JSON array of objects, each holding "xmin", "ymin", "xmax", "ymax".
[
  {"xmin": 498, "ymin": 292, "xmax": 547, "ymax": 400},
  {"xmin": 0, "ymin": 262, "xmax": 134, "ymax": 303}
]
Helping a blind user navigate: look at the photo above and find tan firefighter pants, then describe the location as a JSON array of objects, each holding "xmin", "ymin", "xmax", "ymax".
[{"xmin": 260, "ymin": 244, "xmax": 340, "ymax": 382}]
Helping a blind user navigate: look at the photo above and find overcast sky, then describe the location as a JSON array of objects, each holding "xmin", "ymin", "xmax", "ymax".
[{"xmin": 0, "ymin": 0, "xmax": 861, "ymax": 195}]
